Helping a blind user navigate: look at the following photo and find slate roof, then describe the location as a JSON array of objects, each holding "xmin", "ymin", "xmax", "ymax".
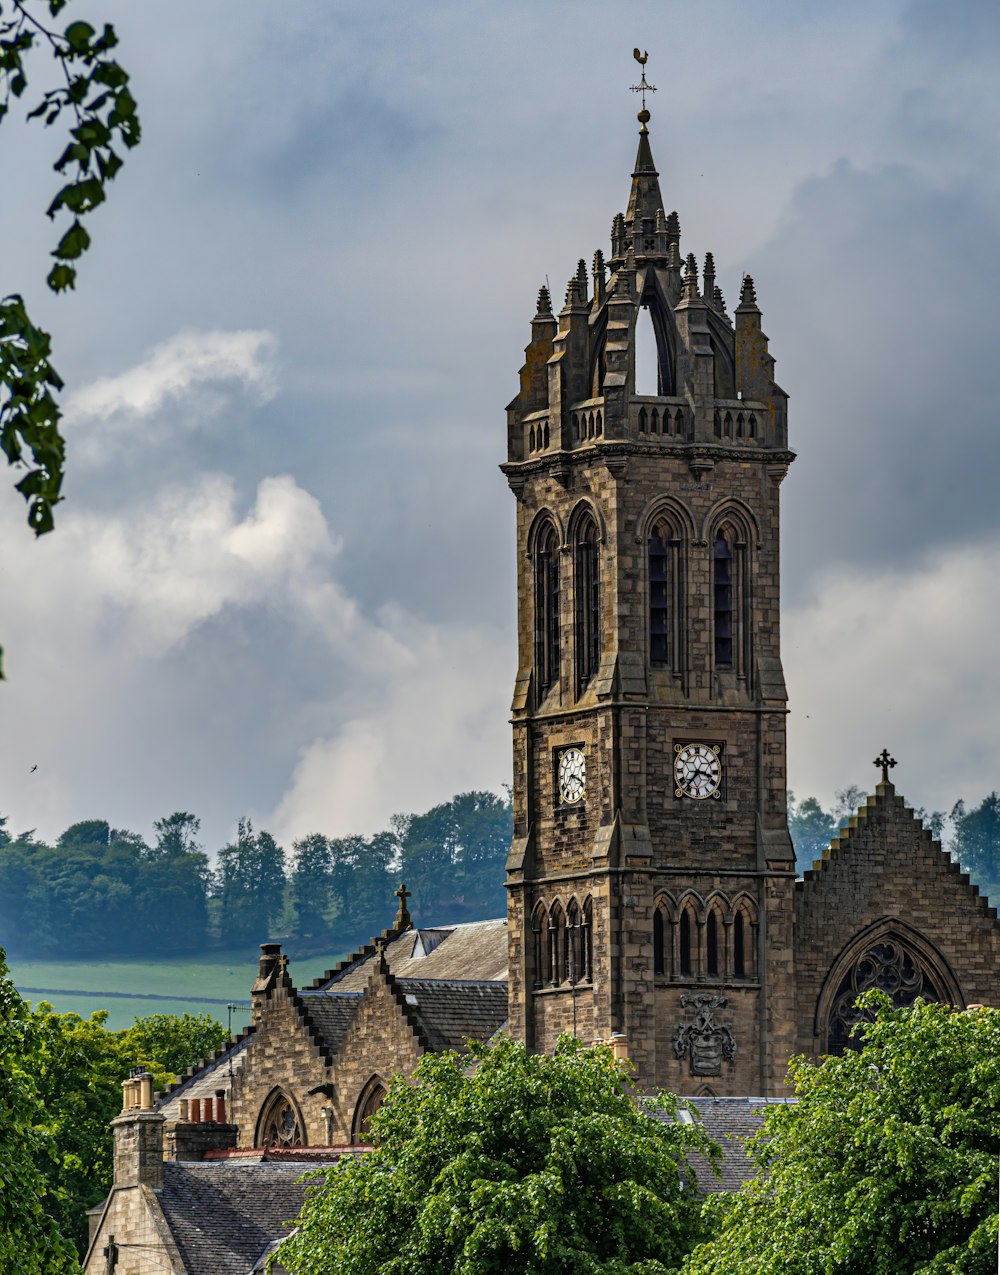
[
  {"xmin": 296, "ymin": 990, "xmax": 363, "ymax": 1053},
  {"xmin": 682, "ymin": 1095, "xmax": 795, "ymax": 1192},
  {"xmin": 394, "ymin": 978, "xmax": 509, "ymax": 1051},
  {"xmin": 157, "ymin": 1160, "xmax": 320, "ymax": 1275},
  {"xmin": 314, "ymin": 918, "xmax": 508, "ymax": 991},
  {"xmin": 158, "ymin": 1032, "xmax": 253, "ymax": 1119}
]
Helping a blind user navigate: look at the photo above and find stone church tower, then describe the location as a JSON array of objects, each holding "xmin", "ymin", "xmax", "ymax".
[{"xmin": 502, "ymin": 100, "xmax": 797, "ymax": 1095}]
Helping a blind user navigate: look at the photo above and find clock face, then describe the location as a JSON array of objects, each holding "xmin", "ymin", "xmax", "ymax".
[
  {"xmin": 674, "ymin": 743, "xmax": 723, "ymax": 800},
  {"xmin": 558, "ymin": 748, "xmax": 586, "ymax": 804}
]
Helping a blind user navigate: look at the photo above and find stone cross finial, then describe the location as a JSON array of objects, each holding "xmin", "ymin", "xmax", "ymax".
[
  {"xmin": 873, "ymin": 749, "xmax": 897, "ymax": 783},
  {"xmin": 394, "ymin": 881, "xmax": 413, "ymax": 929}
]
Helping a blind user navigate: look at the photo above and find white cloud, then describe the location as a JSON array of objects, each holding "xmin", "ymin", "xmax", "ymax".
[
  {"xmin": 785, "ymin": 535, "xmax": 1000, "ymax": 816},
  {"xmin": 65, "ymin": 329, "xmax": 278, "ymax": 459}
]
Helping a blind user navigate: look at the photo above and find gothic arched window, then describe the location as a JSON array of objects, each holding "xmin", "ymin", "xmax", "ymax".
[
  {"xmin": 679, "ymin": 907, "xmax": 694, "ymax": 977},
  {"xmin": 548, "ymin": 902, "xmax": 565, "ymax": 987},
  {"xmin": 532, "ymin": 902, "xmax": 549, "ymax": 988},
  {"xmin": 255, "ymin": 1088, "xmax": 305, "ymax": 1149},
  {"xmin": 653, "ymin": 907, "xmax": 665, "ymax": 977},
  {"xmin": 534, "ymin": 520, "xmax": 561, "ymax": 698},
  {"xmin": 825, "ymin": 936, "xmax": 949, "ymax": 1056},
  {"xmin": 712, "ymin": 519, "xmax": 750, "ymax": 679},
  {"xmin": 581, "ymin": 896, "xmax": 593, "ymax": 983},
  {"xmin": 648, "ymin": 517, "xmax": 683, "ymax": 673},
  {"xmin": 575, "ymin": 515, "xmax": 601, "ymax": 690},
  {"xmin": 352, "ymin": 1077, "xmax": 387, "ymax": 1144},
  {"xmin": 706, "ymin": 909, "xmax": 720, "ymax": 977},
  {"xmin": 732, "ymin": 896, "xmax": 757, "ymax": 980}
]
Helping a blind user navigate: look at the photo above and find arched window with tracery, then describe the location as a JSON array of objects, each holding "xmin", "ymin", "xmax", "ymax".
[
  {"xmin": 712, "ymin": 518, "xmax": 750, "ymax": 679},
  {"xmin": 532, "ymin": 902, "xmax": 549, "ymax": 988},
  {"xmin": 352, "ymin": 1077, "xmax": 387, "ymax": 1144},
  {"xmin": 824, "ymin": 932, "xmax": 954, "ymax": 1055},
  {"xmin": 533, "ymin": 520, "xmax": 561, "ymax": 698},
  {"xmin": 574, "ymin": 514, "xmax": 601, "ymax": 690},
  {"xmin": 255, "ymin": 1088, "xmax": 306, "ymax": 1150},
  {"xmin": 648, "ymin": 515, "xmax": 683, "ymax": 674}
]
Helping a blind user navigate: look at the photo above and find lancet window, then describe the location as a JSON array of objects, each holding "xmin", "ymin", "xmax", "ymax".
[
  {"xmin": 533, "ymin": 520, "xmax": 561, "ymax": 697},
  {"xmin": 648, "ymin": 516, "xmax": 683, "ymax": 672},
  {"xmin": 575, "ymin": 514, "xmax": 601, "ymax": 690},
  {"xmin": 712, "ymin": 519, "xmax": 750, "ymax": 678},
  {"xmin": 653, "ymin": 894, "xmax": 759, "ymax": 982}
]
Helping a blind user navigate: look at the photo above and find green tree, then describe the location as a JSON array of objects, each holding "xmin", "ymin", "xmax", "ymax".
[
  {"xmin": 787, "ymin": 792, "xmax": 835, "ymax": 874},
  {"xmin": 684, "ymin": 994, "xmax": 1000, "ymax": 1275},
  {"xmin": 289, "ymin": 833, "xmax": 337, "ymax": 943},
  {"xmin": 396, "ymin": 788, "xmax": 513, "ymax": 925},
  {"xmin": 951, "ymin": 792, "xmax": 1000, "ymax": 900},
  {"xmin": 215, "ymin": 817, "xmax": 287, "ymax": 946},
  {"xmin": 275, "ymin": 1035, "xmax": 717, "ymax": 1275},
  {"xmin": 136, "ymin": 811, "xmax": 210, "ymax": 953},
  {"xmin": 328, "ymin": 828, "xmax": 397, "ymax": 944},
  {"xmin": 123, "ymin": 1011, "xmax": 227, "ymax": 1079},
  {"xmin": 0, "ymin": 0, "xmax": 140, "ymax": 677},
  {"xmin": 0, "ymin": 949, "xmax": 81, "ymax": 1273}
]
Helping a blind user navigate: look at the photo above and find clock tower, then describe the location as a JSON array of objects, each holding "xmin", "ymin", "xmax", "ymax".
[{"xmin": 502, "ymin": 89, "xmax": 797, "ymax": 1095}]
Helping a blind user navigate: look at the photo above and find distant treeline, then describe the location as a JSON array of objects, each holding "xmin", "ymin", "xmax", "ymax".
[{"xmin": 0, "ymin": 789, "xmax": 513, "ymax": 960}]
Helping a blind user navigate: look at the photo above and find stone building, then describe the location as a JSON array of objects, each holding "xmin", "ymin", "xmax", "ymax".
[{"xmin": 85, "ymin": 91, "xmax": 1000, "ymax": 1271}]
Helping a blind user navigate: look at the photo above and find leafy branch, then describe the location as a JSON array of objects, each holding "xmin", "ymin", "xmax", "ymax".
[{"xmin": 0, "ymin": 0, "xmax": 139, "ymax": 537}]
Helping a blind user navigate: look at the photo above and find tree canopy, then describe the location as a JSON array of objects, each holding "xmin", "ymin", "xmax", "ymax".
[
  {"xmin": 684, "ymin": 994, "xmax": 1000, "ymax": 1275},
  {"xmin": 275, "ymin": 1035, "xmax": 718, "ymax": 1275}
]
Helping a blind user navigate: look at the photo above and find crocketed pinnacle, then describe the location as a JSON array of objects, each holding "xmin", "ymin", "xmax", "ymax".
[{"xmin": 535, "ymin": 285, "xmax": 553, "ymax": 318}]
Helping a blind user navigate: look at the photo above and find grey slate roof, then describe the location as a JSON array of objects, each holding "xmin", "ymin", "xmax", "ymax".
[
  {"xmin": 684, "ymin": 1095, "xmax": 794, "ymax": 1192},
  {"xmin": 297, "ymin": 990, "xmax": 363, "ymax": 1054},
  {"xmin": 157, "ymin": 1032, "xmax": 253, "ymax": 1119},
  {"xmin": 316, "ymin": 919, "xmax": 508, "ymax": 991},
  {"xmin": 395, "ymin": 978, "xmax": 509, "ymax": 1051},
  {"xmin": 157, "ymin": 1160, "xmax": 317, "ymax": 1275}
]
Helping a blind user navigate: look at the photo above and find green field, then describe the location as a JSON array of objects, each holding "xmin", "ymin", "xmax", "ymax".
[{"xmin": 9, "ymin": 948, "xmax": 349, "ymax": 1032}]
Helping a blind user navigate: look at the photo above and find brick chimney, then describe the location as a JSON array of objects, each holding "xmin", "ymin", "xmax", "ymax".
[
  {"xmin": 112, "ymin": 1069, "xmax": 165, "ymax": 1189},
  {"xmin": 166, "ymin": 1088, "xmax": 238, "ymax": 1161}
]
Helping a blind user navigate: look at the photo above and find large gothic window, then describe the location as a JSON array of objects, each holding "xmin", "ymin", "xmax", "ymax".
[
  {"xmin": 712, "ymin": 520, "xmax": 750, "ymax": 678},
  {"xmin": 824, "ymin": 932, "xmax": 952, "ymax": 1055},
  {"xmin": 532, "ymin": 903, "xmax": 550, "ymax": 988},
  {"xmin": 534, "ymin": 520, "xmax": 561, "ymax": 697},
  {"xmin": 575, "ymin": 516, "xmax": 601, "ymax": 690},
  {"xmin": 255, "ymin": 1088, "xmax": 305, "ymax": 1149},
  {"xmin": 648, "ymin": 517, "xmax": 682, "ymax": 673}
]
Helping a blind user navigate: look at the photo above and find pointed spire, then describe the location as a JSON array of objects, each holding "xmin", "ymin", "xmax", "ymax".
[
  {"xmin": 592, "ymin": 250, "xmax": 606, "ymax": 304},
  {"xmin": 535, "ymin": 285, "xmax": 553, "ymax": 318},
  {"xmin": 703, "ymin": 253, "xmax": 716, "ymax": 306},
  {"xmin": 625, "ymin": 126, "xmax": 666, "ymax": 228},
  {"xmin": 714, "ymin": 285, "xmax": 728, "ymax": 316},
  {"xmin": 682, "ymin": 252, "xmax": 699, "ymax": 301},
  {"xmin": 575, "ymin": 257, "xmax": 588, "ymax": 302},
  {"xmin": 738, "ymin": 274, "xmax": 760, "ymax": 311}
]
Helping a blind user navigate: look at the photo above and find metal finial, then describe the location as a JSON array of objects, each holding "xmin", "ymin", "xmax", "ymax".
[
  {"xmin": 630, "ymin": 49, "xmax": 657, "ymax": 127},
  {"xmin": 873, "ymin": 749, "xmax": 897, "ymax": 784}
]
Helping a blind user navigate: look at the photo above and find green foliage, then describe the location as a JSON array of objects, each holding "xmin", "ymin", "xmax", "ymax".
[
  {"xmin": 787, "ymin": 792, "xmax": 836, "ymax": 875},
  {"xmin": 0, "ymin": 0, "xmax": 140, "ymax": 559},
  {"xmin": 214, "ymin": 817, "xmax": 287, "ymax": 947},
  {"xmin": 276, "ymin": 1035, "xmax": 717, "ymax": 1275},
  {"xmin": 6, "ymin": 977, "xmax": 226, "ymax": 1256},
  {"xmin": 951, "ymin": 792, "xmax": 1000, "ymax": 901},
  {"xmin": 684, "ymin": 995, "xmax": 1000, "ymax": 1275},
  {"xmin": 0, "ymin": 949, "xmax": 82, "ymax": 1273}
]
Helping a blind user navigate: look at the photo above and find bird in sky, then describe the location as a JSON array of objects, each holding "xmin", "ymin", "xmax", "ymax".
[{"xmin": 30, "ymin": 764, "xmax": 37, "ymax": 773}]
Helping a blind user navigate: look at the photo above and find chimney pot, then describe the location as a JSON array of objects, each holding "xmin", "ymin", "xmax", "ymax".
[
  {"xmin": 190, "ymin": 1098, "xmax": 201, "ymax": 1122},
  {"xmin": 610, "ymin": 1032, "xmax": 629, "ymax": 1061},
  {"xmin": 214, "ymin": 1090, "xmax": 226, "ymax": 1123},
  {"xmin": 139, "ymin": 1072, "xmax": 154, "ymax": 1110},
  {"xmin": 179, "ymin": 1099, "xmax": 189, "ymax": 1122}
]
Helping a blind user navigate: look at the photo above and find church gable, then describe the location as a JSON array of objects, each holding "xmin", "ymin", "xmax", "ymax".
[{"xmin": 795, "ymin": 778, "xmax": 1000, "ymax": 1056}]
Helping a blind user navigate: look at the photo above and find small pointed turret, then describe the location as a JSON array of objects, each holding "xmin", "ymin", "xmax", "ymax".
[
  {"xmin": 682, "ymin": 252, "xmax": 699, "ymax": 301},
  {"xmin": 738, "ymin": 274, "xmax": 760, "ymax": 312},
  {"xmin": 535, "ymin": 285, "xmax": 553, "ymax": 319},
  {"xmin": 575, "ymin": 258, "xmax": 588, "ymax": 303},
  {"xmin": 592, "ymin": 250, "xmax": 606, "ymax": 306},
  {"xmin": 703, "ymin": 253, "xmax": 716, "ymax": 307},
  {"xmin": 625, "ymin": 123, "xmax": 667, "ymax": 232}
]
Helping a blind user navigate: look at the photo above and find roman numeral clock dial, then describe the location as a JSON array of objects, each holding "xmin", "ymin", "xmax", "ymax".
[
  {"xmin": 674, "ymin": 743, "xmax": 723, "ymax": 800},
  {"xmin": 557, "ymin": 748, "xmax": 586, "ymax": 805}
]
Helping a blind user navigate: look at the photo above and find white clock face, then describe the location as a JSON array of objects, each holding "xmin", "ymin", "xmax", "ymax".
[
  {"xmin": 558, "ymin": 748, "xmax": 586, "ymax": 804},
  {"xmin": 674, "ymin": 743, "xmax": 722, "ymax": 800}
]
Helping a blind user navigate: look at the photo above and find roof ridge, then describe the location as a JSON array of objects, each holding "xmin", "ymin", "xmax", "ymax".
[
  {"xmin": 156, "ymin": 1024, "xmax": 256, "ymax": 1104},
  {"xmin": 304, "ymin": 918, "xmax": 415, "ymax": 990}
]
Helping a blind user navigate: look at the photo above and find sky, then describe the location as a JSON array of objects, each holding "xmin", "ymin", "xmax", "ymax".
[{"xmin": 2, "ymin": 0, "xmax": 1000, "ymax": 856}]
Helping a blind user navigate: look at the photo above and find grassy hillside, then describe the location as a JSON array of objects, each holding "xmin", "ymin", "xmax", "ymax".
[{"xmin": 9, "ymin": 948, "xmax": 349, "ymax": 1032}]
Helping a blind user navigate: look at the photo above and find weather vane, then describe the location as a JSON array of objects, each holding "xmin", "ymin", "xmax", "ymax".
[{"xmin": 630, "ymin": 48, "xmax": 656, "ymax": 126}]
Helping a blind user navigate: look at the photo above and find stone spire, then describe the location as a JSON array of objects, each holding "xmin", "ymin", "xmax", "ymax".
[{"xmin": 625, "ymin": 121, "xmax": 666, "ymax": 229}]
